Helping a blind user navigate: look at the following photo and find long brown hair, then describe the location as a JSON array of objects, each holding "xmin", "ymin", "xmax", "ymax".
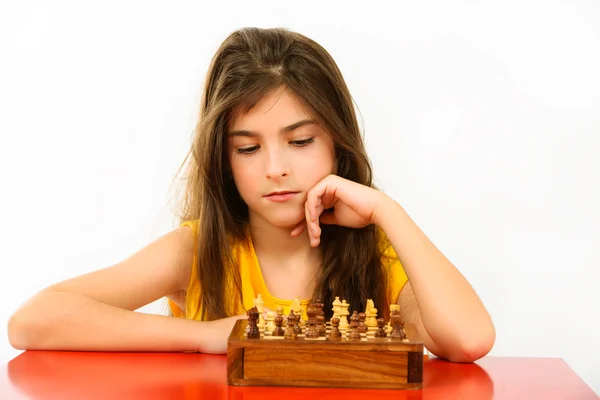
[{"xmin": 176, "ymin": 27, "xmax": 393, "ymax": 320}]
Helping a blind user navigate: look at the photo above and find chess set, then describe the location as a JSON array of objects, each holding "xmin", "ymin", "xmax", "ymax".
[{"xmin": 227, "ymin": 295, "xmax": 424, "ymax": 389}]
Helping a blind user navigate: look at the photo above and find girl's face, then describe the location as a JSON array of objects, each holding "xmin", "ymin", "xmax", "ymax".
[{"xmin": 227, "ymin": 88, "xmax": 336, "ymax": 230}]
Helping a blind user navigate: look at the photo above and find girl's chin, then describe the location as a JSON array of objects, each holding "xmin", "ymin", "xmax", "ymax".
[
  {"xmin": 268, "ymin": 216, "xmax": 306, "ymax": 230},
  {"xmin": 248, "ymin": 209, "xmax": 306, "ymax": 229}
]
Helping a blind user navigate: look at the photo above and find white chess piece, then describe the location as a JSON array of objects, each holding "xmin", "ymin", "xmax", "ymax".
[
  {"xmin": 366, "ymin": 307, "xmax": 378, "ymax": 328},
  {"xmin": 364, "ymin": 299, "xmax": 374, "ymax": 315},
  {"xmin": 265, "ymin": 311, "xmax": 276, "ymax": 334},
  {"xmin": 339, "ymin": 300, "xmax": 350, "ymax": 331},
  {"xmin": 332, "ymin": 296, "xmax": 342, "ymax": 320}
]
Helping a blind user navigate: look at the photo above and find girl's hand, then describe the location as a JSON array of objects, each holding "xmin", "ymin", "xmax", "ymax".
[
  {"xmin": 291, "ymin": 174, "xmax": 390, "ymax": 247},
  {"xmin": 200, "ymin": 313, "xmax": 247, "ymax": 354}
]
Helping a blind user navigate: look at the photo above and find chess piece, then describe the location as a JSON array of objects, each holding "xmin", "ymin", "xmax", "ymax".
[
  {"xmin": 390, "ymin": 310, "xmax": 407, "ymax": 340},
  {"xmin": 246, "ymin": 306, "xmax": 260, "ymax": 339},
  {"xmin": 305, "ymin": 302, "xmax": 319, "ymax": 338},
  {"xmin": 294, "ymin": 318, "xmax": 302, "ymax": 334},
  {"xmin": 285, "ymin": 310, "xmax": 298, "ymax": 339},
  {"xmin": 339, "ymin": 300, "xmax": 350, "ymax": 331},
  {"xmin": 348, "ymin": 311, "xmax": 361, "ymax": 340},
  {"xmin": 327, "ymin": 317, "xmax": 342, "ymax": 341},
  {"xmin": 290, "ymin": 296, "xmax": 305, "ymax": 327},
  {"xmin": 265, "ymin": 311, "xmax": 276, "ymax": 334},
  {"xmin": 273, "ymin": 307, "xmax": 285, "ymax": 336},
  {"xmin": 317, "ymin": 314, "xmax": 326, "ymax": 336},
  {"xmin": 315, "ymin": 299, "xmax": 326, "ymax": 336},
  {"xmin": 276, "ymin": 305, "xmax": 287, "ymax": 327},
  {"xmin": 254, "ymin": 294, "xmax": 265, "ymax": 329},
  {"xmin": 364, "ymin": 299, "xmax": 374, "ymax": 315},
  {"xmin": 332, "ymin": 296, "xmax": 342, "ymax": 320},
  {"xmin": 388, "ymin": 304, "xmax": 400, "ymax": 333},
  {"xmin": 374, "ymin": 317, "xmax": 387, "ymax": 338},
  {"xmin": 366, "ymin": 307, "xmax": 378, "ymax": 328},
  {"xmin": 358, "ymin": 312, "xmax": 368, "ymax": 333}
]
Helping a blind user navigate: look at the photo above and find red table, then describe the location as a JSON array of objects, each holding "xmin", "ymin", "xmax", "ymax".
[{"xmin": 1, "ymin": 351, "xmax": 597, "ymax": 399}]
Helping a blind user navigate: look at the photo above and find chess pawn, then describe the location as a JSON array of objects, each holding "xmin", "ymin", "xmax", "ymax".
[
  {"xmin": 358, "ymin": 312, "xmax": 368, "ymax": 333},
  {"xmin": 273, "ymin": 308, "xmax": 285, "ymax": 336},
  {"xmin": 390, "ymin": 310, "xmax": 407, "ymax": 340},
  {"xmin": 254, "ymin": 294, "xmax": 265, "ymax": 329},
  {"xmin": 246, "ymin": 306, "xmax": 261, "ymax": 339},
  {"xmin": 293, "ymin": 316, "xmax": 303, "ymax": 335},
  {"xmin": 348, "ymin": 311, "xmax": 361, "ymax": 340},
  {"xmin": 327, "ymin": 317, "xmax": 342, "ymax": 341},
  {"xmin": 374, "ymin": 317, "xmax": 387, "ymax": 338},
  {"xmin": 276, "ymin": 306, "xmax": 287, "ymax": 328},
  {"xmin": 284, "ymin": 310, "xmax": 298, "ymax": 339},
  {"xmin": 317, "ymin": 314, "xmax": 326, "ymax": 336},
  {"xmin": 265, "ymin": 311, "xmax": 276, "ymax": 334},
  {"xmin": 339, "ymin": 300, "xmax": 350, "ymax": 331}
]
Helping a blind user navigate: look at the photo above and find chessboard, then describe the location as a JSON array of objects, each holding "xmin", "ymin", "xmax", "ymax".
[{"xmin": 227, "ymin": 299, "xmax": 424, "ymax": 389}]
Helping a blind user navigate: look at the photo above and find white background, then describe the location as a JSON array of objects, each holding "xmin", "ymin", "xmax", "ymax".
[{"xmin": 1, "ymin": 0, "xmax": 599, "ymax": 394}]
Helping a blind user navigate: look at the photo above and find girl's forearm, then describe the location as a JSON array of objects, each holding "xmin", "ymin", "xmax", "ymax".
[
  {"xmin": 375, "ymin": 197, "xmax": 495, "ymax": 355},
  {"xmin": 8, "ymin": 291, "xmax": 242, "ymax": 354}
]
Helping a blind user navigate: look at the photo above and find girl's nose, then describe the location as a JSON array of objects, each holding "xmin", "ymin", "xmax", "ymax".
[{"xmin": 265, "ymin": 149, "xmax": 290, "ymax": 179}]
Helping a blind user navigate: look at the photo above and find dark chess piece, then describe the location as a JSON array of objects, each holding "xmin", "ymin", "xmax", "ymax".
[
  {"xmin": 293, "ymin": 312, "xmax": 303, "ymax": 335},
  {"xmin": 315, "ymin": 298, "xmax": 326, "ymax": 336},
  {"xmin": 246, "ymin": 306, "xmax": 260, "ymax": 339},
  {"xmin": 358, "ymin": 312, "xmax": 368, "ymax": 333},
  {"xmin": 390, "ymin": 310, "xmax": 407, "ymax": 340},
  {"xmin": 348, "ymin": 311, "xmax": 361, "ymax": 340},
  {"xmin": 285, "ymin": 310, "xmax": 298, "ymax": 339},
  {"xmin": 273, "ymin": 308, "xmax": 285, "ymax": 336},
  {"xmin": 327, "ymin": 317, "xmax": 342, "ymax": 341},
  {"xmin": 305, "ymin": 303, "xmax": 319, "ymax": 338},
  {"xmin": 374, "ymin": 317, "xmax": 387, "ymax": 338},
  {"xmin": 316, "ymin": 314, "xmax": 326, "ymax": 337}
]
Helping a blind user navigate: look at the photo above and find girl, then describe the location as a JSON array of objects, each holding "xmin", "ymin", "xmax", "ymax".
[{"xmin": 7, "ymin": 27, "xmax": 495, "ymax": 361}]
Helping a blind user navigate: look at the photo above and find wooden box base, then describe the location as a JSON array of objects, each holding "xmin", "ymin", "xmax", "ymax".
[{"xmin": 227, "ymin": 320, "xmax": 424, "ymax": 389}]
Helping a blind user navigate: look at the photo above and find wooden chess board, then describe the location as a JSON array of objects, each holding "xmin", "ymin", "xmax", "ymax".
[{"xmin": 226, "ymin": 319, "xmax": 424, "ymax": 389}]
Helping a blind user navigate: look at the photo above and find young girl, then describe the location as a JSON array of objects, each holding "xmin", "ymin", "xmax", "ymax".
[{"xmin": 7, "ymin": 27, "xmax": 495, "ymax": 361}]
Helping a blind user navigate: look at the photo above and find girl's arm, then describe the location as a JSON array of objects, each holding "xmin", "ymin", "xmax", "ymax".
[
  {"xmin": 298, "ymin": 173, "xmax": 495, "ymax": 362},
  {"xmin": 375, "ymin": 197, "xmax": 496, "ymax": 362},
  {"xmin": 7, "ymin": 227, "xmax": 241, "ymax": 354}
]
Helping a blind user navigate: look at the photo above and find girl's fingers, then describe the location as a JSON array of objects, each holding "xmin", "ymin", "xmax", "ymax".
[
  {"xmin": 307, "ymin": 181, "xmax": 328, "ymax": 221},
  {"xmin": 319, "ymin": 210, "xmax": 337, "ymax": 225},
  {"xmin": 305, "ymin": 175, "xmax": 340, "ymax": 246},
  {"xmin": 304, "ymin": 202, "xmax": 318, "ymax": 246}
]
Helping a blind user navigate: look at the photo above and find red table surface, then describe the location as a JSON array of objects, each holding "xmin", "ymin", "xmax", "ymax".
[{"xmin": 0, "ymin": 351, "xmax": 597, "ymax": 400}]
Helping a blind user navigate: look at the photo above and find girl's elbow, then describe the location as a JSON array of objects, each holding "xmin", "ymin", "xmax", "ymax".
[
  {"xmin": 455, "ymin": 326, "xmax": 496, "ymax": 363},
  {"xmin": 7, "ymin": 310, "xmax": 45, "ymax": 351},
  {"xmin": 7, "ymin": 312, "xmax": 30, "ymax": 350}
]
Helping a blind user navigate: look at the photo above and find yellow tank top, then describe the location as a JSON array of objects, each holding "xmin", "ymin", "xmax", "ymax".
[{"xmin": 169, "ymin": 220, "xmax": 408, "ymax": 320}]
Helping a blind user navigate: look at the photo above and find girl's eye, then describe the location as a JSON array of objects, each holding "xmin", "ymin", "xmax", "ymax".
[
  {"xmin": 236, "ymin": 146, "xmax": 259, "ymax": 155},
  {"xmin": 291, "ymin": 137, "xmax": 315, "ymax": 147}
]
